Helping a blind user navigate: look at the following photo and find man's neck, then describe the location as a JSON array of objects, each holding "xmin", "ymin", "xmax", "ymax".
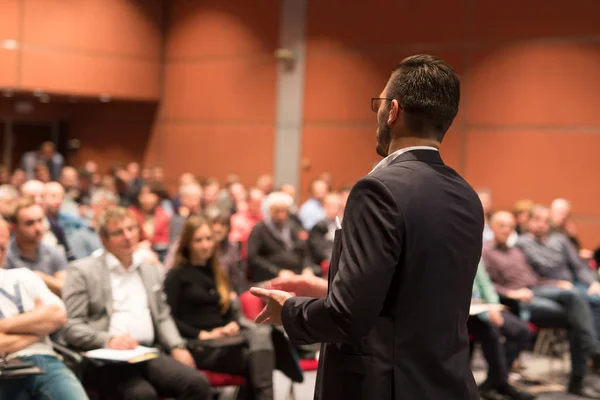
[
  {"xmin": 530, "ymin": 232, "xmax": 546, "ymax": 242},
  {"xmin": 113, "ymin": 253, "xmax": 133, "ymax": 269},
  {"xmin": 494, "ymin": 241, "xmax": 509, "ymax": 249},
  {"xmin": 16, "ymin": 238, "xmax": 38, "ymax": 259},
  {"xmin": 387, "ymin": 137, "xmax": 440, "ymax": 155}
]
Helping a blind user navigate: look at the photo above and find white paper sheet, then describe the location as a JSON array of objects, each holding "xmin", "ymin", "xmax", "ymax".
[{"xmin": 85, "ymin": 346, "xmax": 159, "ymax": 363}]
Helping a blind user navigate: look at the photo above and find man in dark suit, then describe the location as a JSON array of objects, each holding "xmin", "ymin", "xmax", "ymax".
[{"xmin": 251, "ymin": 55, "xmax": 484, "ymax": 400}]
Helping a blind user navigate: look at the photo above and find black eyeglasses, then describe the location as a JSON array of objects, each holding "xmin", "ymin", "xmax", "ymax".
[{"xmin": 371, "ymin": 97, "xmax": 394, "ymax": 113}]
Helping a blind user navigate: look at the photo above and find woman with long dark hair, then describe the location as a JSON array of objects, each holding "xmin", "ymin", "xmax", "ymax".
[{"xmin": 164, "ymin": 215, "xmax": 275, "ymax": 400}]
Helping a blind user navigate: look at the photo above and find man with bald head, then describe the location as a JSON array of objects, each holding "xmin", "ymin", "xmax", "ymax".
[{"xmin": 484, "ymin": 210, "xmax": 600, "ymax": 398}]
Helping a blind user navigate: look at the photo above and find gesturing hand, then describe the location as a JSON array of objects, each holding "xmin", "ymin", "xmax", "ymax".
[
  {"xmin": 266, "ymin": 274, "xmax": 328, "ymax": 298},
  {"xmin": 249, "ymin": 287, "xmax": 294, "ymax": 326}
]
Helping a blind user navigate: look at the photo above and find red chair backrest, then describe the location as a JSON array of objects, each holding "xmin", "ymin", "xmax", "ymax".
[{"xmin": 240, "ymin": 290, "xmax": 265, "ymax": 320}]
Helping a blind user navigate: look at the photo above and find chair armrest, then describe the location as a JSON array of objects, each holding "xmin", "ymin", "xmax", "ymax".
[{"xmin": 51, "ymin": 341, "xmax": 87, "ymax": 380}]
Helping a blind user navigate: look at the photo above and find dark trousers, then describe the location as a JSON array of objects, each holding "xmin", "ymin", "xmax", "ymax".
[
  {"xmin": 575, "ymin": 283, "xmax": 600, "ymax": 341},
  {"xmin": 528, "ymin": 286, "xmax": 598, "ymax": 380},
  {"xmin": 499, "ymin": 311, "xmax": 531, "ymax": 368},
  {"xmin": 468, "ymin": 311, "xmax": 529, "ymax": 388},
  {"xmin": 83, "ymin": 353, "xmax": 211, "ymax": 400},
  {"xmin": 188, "ymin": 326, "xmax": 275, "ymax": 400}
]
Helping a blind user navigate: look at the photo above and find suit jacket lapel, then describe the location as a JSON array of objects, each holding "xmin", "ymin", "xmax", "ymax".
[
  {"xmin": 137, "ymin": 264, "xmax": 158, "ymax": 319},
  {"xmin": 98, "ymin": 253, "xmax": 114, "ymax": 317}
]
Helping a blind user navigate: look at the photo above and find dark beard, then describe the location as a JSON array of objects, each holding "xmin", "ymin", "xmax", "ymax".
[{"xmin": 376, "ymin": 122, "xmax": 391, "ymax": 157}]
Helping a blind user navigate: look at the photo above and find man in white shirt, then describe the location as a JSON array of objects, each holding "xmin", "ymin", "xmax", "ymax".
[
  {"xmin": 0, "ymin": 217, "xmax": 88, "ymax": 400},
  {"xmin": 62, "ymin": 206, "xmax": 210, "ymax": 400}
]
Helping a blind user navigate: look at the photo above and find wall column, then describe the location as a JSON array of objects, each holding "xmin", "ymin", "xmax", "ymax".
[{"xmin": 272, "ymin": 0, "xmax": 308, "ymax": 189}]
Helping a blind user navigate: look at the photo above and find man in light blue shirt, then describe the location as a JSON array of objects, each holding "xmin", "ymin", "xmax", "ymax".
[{"xmin": 298, "ymin": 179, "xmax": 328, "ymax": 230}]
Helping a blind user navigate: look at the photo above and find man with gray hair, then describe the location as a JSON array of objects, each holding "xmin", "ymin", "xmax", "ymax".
[{"xmin": 248, "ymin": 191, "xmax": 318, "ymax": 283}]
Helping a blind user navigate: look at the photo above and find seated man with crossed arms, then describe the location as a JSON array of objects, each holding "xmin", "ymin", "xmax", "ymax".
[{"xmin": 0, "ymin": 217, "xmax": 88, "ymax": 400}]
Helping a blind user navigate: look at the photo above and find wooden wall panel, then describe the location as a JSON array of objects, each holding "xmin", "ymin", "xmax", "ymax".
[
  {"xmin": 0, "ymin": 49, "xmax": 18, "ymax": 87},
  {"xmin": 464, "ymin": 129, "xmax": 600, "ymax": 217},
  {"xmin": 472, "ymin": 0, "xmax": 600, "ymax": 41},
  {"xmin": 20, "ymin": 51, "xmax": 160, "ymax": 100},
  {"xmin": 23, "ymin": 0, "xmax": 162, "ymax": 58},
  {"xmin": 160, "ymin": 58, "xmax": 276, "ymax": 122}
]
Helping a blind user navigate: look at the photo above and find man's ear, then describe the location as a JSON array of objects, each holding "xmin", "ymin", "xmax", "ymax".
[{"xmin": 388, "ymin": 99, "xmax": 401, "ymax": 125}]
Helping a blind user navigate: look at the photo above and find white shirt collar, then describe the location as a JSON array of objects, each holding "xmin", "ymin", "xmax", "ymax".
[
  {"xmin": 369, "ymin": 146, "xmax": 438, "ymax": 175},
  {"xmin": 103, "ymin": 249, "xmax": 143, "ymax": 272}
]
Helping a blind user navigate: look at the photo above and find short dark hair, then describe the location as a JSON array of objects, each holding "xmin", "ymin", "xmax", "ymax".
[{"xmin": 387, "ymin": 54, "xmax": 460, "ymax": 141}]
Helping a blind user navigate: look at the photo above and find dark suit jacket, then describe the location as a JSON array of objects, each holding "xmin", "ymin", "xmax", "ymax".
[
  {"xmin": 307, "ymin": 219, "xmax": 335, "ymax": 265},
  {"xmin": 247, "ymin": 220, "xmax": 317, "ymax": 283},
  {"xmin": 282, "ymin": 150, "xmax": 483, "ymax": 400}
]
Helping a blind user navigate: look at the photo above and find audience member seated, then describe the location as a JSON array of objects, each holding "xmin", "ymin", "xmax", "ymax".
[
  {"xmin": 43, "ymin": 182, "xmax": 85, "ymax": 238},
  {"xmin": 122, "ymin": 162, "xmax": 145, "ymax": 206},
  {"xmin": 516, "ymin": 205, "xmax": 600, "ymax": 338},
  {"xmin": 477, "ymin": 188, "xmax": 494, "ymax": 242},
  {"xmin": 68, "ymin": 189, "xmax": 118, "ymax": 259},
  {"xmin": 0, "ymin": 184, "xmax": 19, "ymax": 220},
  {"xmin": 34, "ymin": 163, "xmax": 52, "ymax": 183},
  {"xmin": 307, "ymin": 192, "xmax": 342, "ymax": 266},
  {"xmin": 169, "ymin": 182, "xmax": 203, "ymax": 243},
  {"xmin": 512, "ymin": 199, "xmax": 534, "ymax": 236},
  {"xmin": 255, "ymin": 175, "xmax": 274, "ymax": 196},
  {"xmin": 484, "ymin": 210, "xmax": 600, "ymax": 398},
  {"xmin": 229, "ymin": 187, "xmax": 264, "ymax": 250},
  {"xmin": 201, "ymin": 178, "xmax": 221, "ymax": 213},
  {"xmin": 164, "ymin": 215, "xmax": 275, "ymax": 400},
  {"xmin": 0, "ymin": 165, "xmax": 9, "ymax": 185},
  {"xmin": 21, "ymin": 180, "xmax": 75, "ymax": 261},
  {"xmin": 278, "ymin": 184, "xmax": 303, "ymax": 228},
  {"xmin": 210, "ymin": 214, "xmax": 248, "ymax": 294},
  {"xmin": 6, "ymin": 197, "xmax": 68, "ymax": 296},
  {"xmin": 58, "ymin": 166, "xmax": 81, "ymax": 216},
  {"xmin": 217, "ymin": 181, "xmax": 246, "ymax": 217},
  {"xmin": 470, "ymin": 261, "xmax": 533, "ymax": 400},
  {"xmin": 129, "ymin": 183, "xmax": 171, "ymax": 262},
  {"xmin": 298, "ymin": 179, "xmax": 328, "ymax": 230},
  {"xmin": 11, "ymin": 168, "xmax": 27, "ymax": 190},
  {"xmin": 0, "ymin": 218, "xmax": 89, "ymax": 400},
  {"xmin": 248, "ymin": 191, "xmax": 318, "ymax": 283},
  {"xmin": 22, "ymin": 141, "xmax": 64, "ymax": 182},
  {"xmin": 551, "ymin": 198, "xmax": 594, "ymax": 260},
  {"xmin": 61, "ymin": 206, "xmax": 210, "ymax": 400}
]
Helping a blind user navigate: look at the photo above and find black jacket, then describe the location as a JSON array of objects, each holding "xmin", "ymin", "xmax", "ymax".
[
  {"xmin": 247, "ymin": 220, "xmax": 317, "ymax": 283},
  {"xmin": 282, "ymin": 150, "xmax": 483, "ymax": 400}
]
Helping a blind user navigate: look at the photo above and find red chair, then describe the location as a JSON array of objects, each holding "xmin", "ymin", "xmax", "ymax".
[
  {"xmin": 320, "ymin": 260, "xmax": 330, "ymax": 277},
  {"xmin": 202, "ymin": 371, "xmax": 245, "ymax": 400},
  {"xmin": 240, "ymin": 290, "xmax": 265, "ymax": 321}
]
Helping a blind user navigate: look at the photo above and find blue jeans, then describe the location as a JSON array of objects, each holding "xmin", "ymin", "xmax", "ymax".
[{"xmin": 0, "ymin": 355, "xmax": 88, "ymax": 400}]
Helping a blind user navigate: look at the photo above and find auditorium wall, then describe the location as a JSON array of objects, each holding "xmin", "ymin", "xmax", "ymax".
[
  {"xmin": 0, "ymin": 0, "xmax": 163, "ymax": 100},
  {"xmin": 1, "ymin": 0, "xmax": 598, "ymax": 247},
  {"xmin": 147, "ymin": 0, "xmax": 280, "ymax": 188},
  {"xmin": 301, "ymin": 0, "xmax": 600, "ymax": 249}
]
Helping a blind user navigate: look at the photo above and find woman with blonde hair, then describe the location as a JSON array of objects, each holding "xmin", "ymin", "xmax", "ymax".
[{"xmin": 164, "ymin": 215, "xmax": 275, "ymax": 400}]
